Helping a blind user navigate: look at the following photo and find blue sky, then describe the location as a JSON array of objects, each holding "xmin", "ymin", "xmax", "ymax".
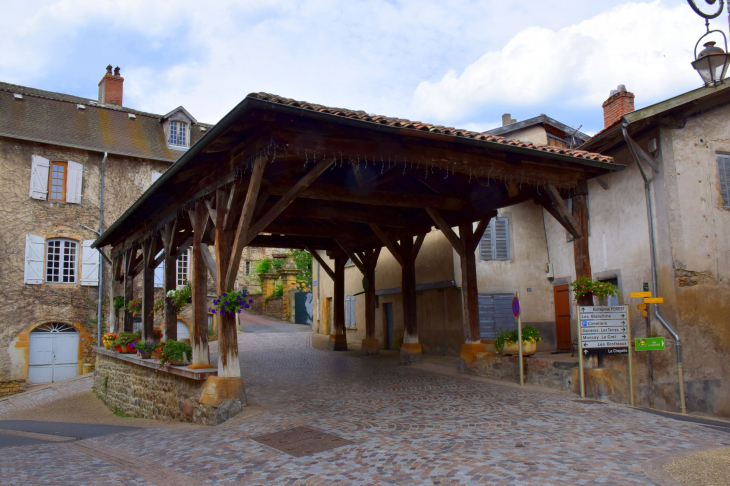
[{"xmin": 0, "ymin": 0, "xmax": 710, "ymax": 135}]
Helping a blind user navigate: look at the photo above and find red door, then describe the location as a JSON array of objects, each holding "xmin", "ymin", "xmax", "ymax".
[{"xmin": 554, "ymin": 284, "xmax": 572, "ymax": 350}]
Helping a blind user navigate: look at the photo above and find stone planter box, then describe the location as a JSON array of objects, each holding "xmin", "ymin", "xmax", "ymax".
[
  {"xmin": 93, "ymin": 348, "xmax": 245, "ymax": 425},
  {"xmin": 501, "ymin": 341, "xmax": 537, "ymax": 357}
]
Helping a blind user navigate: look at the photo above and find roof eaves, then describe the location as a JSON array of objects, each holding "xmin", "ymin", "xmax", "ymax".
[{"xmin": 161, "ymin": 105, "xmax": 198, "ymax": 124}]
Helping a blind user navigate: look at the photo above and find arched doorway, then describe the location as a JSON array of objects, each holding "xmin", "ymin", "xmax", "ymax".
[{"xmin": 28, "ymin": 323, "xmax": 79, "ymax": 383}]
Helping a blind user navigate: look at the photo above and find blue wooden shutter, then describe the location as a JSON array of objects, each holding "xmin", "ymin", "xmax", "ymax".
[
  {"xmin": 479, "ymin": 221, "xmax": 494, "ymax": 260},
  {"xmin": 494, "ymin": 218, "xmax": 509, "ymax": 260},
  {"xmin": 718, "ymin": 155, "xmax": 730, "ymax": 207}
]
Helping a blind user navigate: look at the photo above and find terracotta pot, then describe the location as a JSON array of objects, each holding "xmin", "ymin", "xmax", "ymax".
[
  {"xmin": 118, "ymin": 344, "xmax": 135, "ymax": 354},
  {"xmin": 164, "ymin": 356, "xmax": 187, "ymax": 366},
  {"xmin": 137, "ymin": 350, "xmax": 153, "ymax": 359},
  {"xmin": 501, "ymin": 340, "xmax": 537, "ymax": 357}
]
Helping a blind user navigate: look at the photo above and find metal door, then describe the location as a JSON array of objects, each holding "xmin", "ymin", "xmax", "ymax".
[
  {"xmin": 554, "ymin": 284, "xmax": 572, "ymax": 350},
  {"xmin": 383, "ymin": 303, "xmax": 394, "ymax": 350},
  {"xmin": 294, "ymin": 292, "xmax": 313, "ymax": 325},
  {"xmin": 478, "ymin": 294, "xmax": 517, "ymax": 340},
  {"xmin": 28, "ymin": 323, "xmax": 79, "ymax": 383}
]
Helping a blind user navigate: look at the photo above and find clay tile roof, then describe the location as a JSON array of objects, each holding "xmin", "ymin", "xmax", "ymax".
[{"xmin": 248, "ymin": 92, "xmax": 613, "ymax": 164}]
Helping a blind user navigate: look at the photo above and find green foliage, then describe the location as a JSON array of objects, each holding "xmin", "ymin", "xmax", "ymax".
[
  {"xmin": 273, "ymin": 281, "xmax": 284, "ymax": 297},
  {"xmin": 291, "ymin": 249, "xmax": 313, "ymax": 290},
  {"xmin": 493, "ymin": 326, "xmax": 541, "ymax": 353},
  {"xmin": 113, "ymin": 296, "xmax": 125, "ymax": 310},
  {"xmin": 570, "ymin": 276, "xmax": 619, "ymax": 301},
  {"xmin": 254, "ymin": 259, "xmax": 272, "ymax": 275},
  {"xmin": 153, "ymin": 281, "xmax": 192, "ymax": 315},
  {"xmin": 125, "ymin": 298, "xmax": 142, "ymax": 315},
  {"xmin": 113, "ymin": 331, "xmax": 139, "ymax": 347},
  {"xmin": 103, "ymin": 376, "xmax": 109, "ymax": 390},
  {"xmin": 133, "ymin": 341, "xmax": 159, "ymax": 354},
  {"xmin": 158, "ymin": 340, "xmax": 192, "ymax": 366},
  {"xmin": 112, "ymin": 406, "xmax": 131, "ymax": 418}
]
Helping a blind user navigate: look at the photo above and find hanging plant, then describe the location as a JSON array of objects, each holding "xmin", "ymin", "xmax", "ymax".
[
  {"xmin": 113, "ymin": 296, "xmax": 125, "ymax": 310},
  {"xmin": 152, "ymin": 281, "xmax": 192, "ymax": 315},
  {"xmin": 125, "ymin": 298, "xmax": 142, "ymax": 316},
  {"xmin": 569, "ymin": 276, "xmax": 619, "ymax": 302},
  {"xmin": 210, "ymin": 290, "xmax": 252, "ymax": 316}
]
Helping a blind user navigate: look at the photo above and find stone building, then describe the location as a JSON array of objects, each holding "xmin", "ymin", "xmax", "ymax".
[
  {"xmin": 312, "ymin": 83, "xmax": 730, "ymax": 418},
  {"xmin": 0, "ymin": 66, "xmax": 212, "ymax": 392}
]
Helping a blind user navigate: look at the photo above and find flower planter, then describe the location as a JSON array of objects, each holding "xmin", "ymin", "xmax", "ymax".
[
  {"xmin": 164, "ymin": 356, "xmax": 188, "ymax": 366},
  {"xmin": 103, "ymin": 342, "xmax": 113, "ymax": 350},
  {"xmin": 501, "ymin": 340, "xmax": 537, "ymax": 357},
  {"xmin": 137, "ymin": 351, "xmax": 153, "ymax": 359},
  {"xmin": 117, "ymin": 344, "xmax": 135, "ymax": 354}
]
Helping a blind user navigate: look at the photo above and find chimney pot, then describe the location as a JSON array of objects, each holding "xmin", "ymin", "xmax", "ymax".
[
  {"xmin": 602, "ymin": 85, "xmax": 634, "ymax": 129},
  {"xmin": 502, "ymin": 113, "xmax": 517, "ymax": 126},
  {"xmin": 98, "ymin": 65, "xmax": 124, "ymax": 106}
]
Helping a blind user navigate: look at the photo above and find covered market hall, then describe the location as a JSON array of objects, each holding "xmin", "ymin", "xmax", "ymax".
[{"xmin": 93, "ymin": 92, "xmax": 622, "ymax": 413}]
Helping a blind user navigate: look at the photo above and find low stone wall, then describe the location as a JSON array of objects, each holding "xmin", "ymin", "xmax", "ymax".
[
  {"xmin": 263, "ymin": 297, "xmax": 284, "ymax": 320},
  {"xmin": 247, "ymin": 294, "xmax": 265, "ymax": 315},
  {"xmin": 0, "ymin": 379, "xmax": 26, "ymax": 397},
  {"xmin": 93, "ymin": 348, "xmax": 244, "ymax": 425},
  {"xmin": 460, "ymin": 354, "xmax": 578, "ymax": 393}
]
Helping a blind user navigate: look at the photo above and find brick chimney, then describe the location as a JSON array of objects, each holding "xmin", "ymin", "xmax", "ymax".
[
  {"xmin": 98, "ymin": 65, "xmax": 124, "ymax": 106},
  {"xmin": 602, "ymin": 84, "xmax": 634, "ymax": 128}
]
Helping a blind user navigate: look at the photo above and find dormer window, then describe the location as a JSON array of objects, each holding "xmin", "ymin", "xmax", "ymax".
[{"xmin": 168, "ymin": 121, "xmax": 188, "ymax": 147}]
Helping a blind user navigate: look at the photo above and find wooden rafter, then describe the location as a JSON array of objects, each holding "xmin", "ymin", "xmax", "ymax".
[{"xmin": 307, "ymin": 246, "xmax": 335, "ymax": 279}]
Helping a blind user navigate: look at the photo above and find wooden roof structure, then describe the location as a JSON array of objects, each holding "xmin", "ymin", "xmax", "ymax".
[{"xmin": 95, "ymin": 92, "xmax": 622, "ymax": 260}]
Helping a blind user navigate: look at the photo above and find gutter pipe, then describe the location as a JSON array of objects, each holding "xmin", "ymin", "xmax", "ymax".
[
  {"xmin": 97, "ymin": 152, "xmax": 107, "ymax": 347},
  {"xmin": 621, "ymin": 124, "xmax": 686, "ymax": 414}
]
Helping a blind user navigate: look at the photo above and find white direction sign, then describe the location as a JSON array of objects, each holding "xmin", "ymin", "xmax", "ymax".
[{"xmin": 579, "ymin": 305, "xmax": 629, "ymax": 350}]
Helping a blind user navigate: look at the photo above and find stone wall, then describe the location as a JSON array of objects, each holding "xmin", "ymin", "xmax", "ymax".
[
  {"xmin": 0, "ymin": 379, "xmax": 26, "ymax": 397},
  {"xmin": 246, "ymin": 294, "xmax": 265, "ymax": 315},
  {"xmin": 263, "ymin": 297, "xmax": 284, "ymax": 320},
  {"xmin": 93, "ymin": 350, "xmax": 242, "ymax": 425},
  {"xmin": 460, "ymin": 355, "xmax": 578, "ymax": 394}
]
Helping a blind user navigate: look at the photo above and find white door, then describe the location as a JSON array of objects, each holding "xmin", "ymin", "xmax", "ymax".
[
  {"xmin": 177, "ymin": 320, "xmax": 190, "ymax": 340},
  {"xmin": 27, "ymin": 323, "xmax": 79, "ymax": 383}
]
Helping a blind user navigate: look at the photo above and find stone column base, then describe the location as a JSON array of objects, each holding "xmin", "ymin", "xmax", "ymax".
[
  {"xmin": 361, "ymin": 338, "xmax": 380, "ymax": 356},
  {"xmin": 399, "ymin": 342, "xmax": 422, "ymax": 364},
  {"xmin": 199, "ymin": 376, "xmax": 247, "ymax": 407},
  {"xmin": 328, "ymin": 334, "xmax": 348, "ymax": 351},
  {"xmin": 460, "ymin": 342, "xmax": 487, "ymax": 364}
]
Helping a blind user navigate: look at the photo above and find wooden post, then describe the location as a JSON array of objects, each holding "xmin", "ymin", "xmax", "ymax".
[
  {"xmin": 141, "ymin": 239, "xmax": 156, "ymax": 342},
  {"xmin": 363, "ymin": 248, "xmax": 381, "ymax": 354},
  {"xmin": 400, "ymin": 236, "xmax": 418, "ymax": 344},
  {"xmin": 123, "ymin": 249, "xmax": 134, "ymax": 333},
  {"xmin": 572, "ymin": 183, "xmax": 592, "ymax": 306},
  {"xmin": 161, "ymin": 222, "xmax": 178, "ymax": 341},
  {"xmin": 214, "ymin": 188, "xmax": 240, "ymax": 378},
  {"xmin": 190, "ymin": 201, "xmax": 210, "ymax": 367},
  {"xmin": 329, "ymin": 255, "xmax": 348, "ymax": 351}
]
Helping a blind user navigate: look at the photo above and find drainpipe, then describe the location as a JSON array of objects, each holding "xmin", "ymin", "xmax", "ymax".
[
  {"xmin": 621, "ymin": 125, "xmax": 686, "ymax": 414},
  {"xmin": 97, "ymin": 152, "xmax": 107, "ymax": 347}
]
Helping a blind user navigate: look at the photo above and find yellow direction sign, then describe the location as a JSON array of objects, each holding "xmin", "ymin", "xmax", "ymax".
[
  {"xmin": 630, "ymin": 292, "xmax": 652, "ymax": 298},
  {"xmin": 641, "ymin": 310, "xmax": 648, "ymax": 317},
  {"xmin": 637, "ymin": 304, "xmax": 647, "ymax": 310},
  {"xmin": 644, "ymin": 297, "xmax": 664, "ymax": 304}
]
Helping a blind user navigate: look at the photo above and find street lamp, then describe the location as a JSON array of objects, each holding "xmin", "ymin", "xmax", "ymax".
[{"xmin": 688, "ymin": 0, "xmax": 730, "ymax": 86}]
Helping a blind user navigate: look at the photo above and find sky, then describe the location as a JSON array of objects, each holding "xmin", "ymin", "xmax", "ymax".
[{"xmin": 0, "ymin": 0, "xmax": 716, "ymax": 135}]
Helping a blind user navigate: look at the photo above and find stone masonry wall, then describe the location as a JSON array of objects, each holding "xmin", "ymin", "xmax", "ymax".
[
  {"xmin": 0, "ymin": 380, "xmax": 26, "ymax": 397},
  {"xmin": 263, "ymin": 297, "xmax": 284, "ymax": 320},
  {"xmin": 93, "ymin": 352, "xmax": 238, "ymax": 425}
]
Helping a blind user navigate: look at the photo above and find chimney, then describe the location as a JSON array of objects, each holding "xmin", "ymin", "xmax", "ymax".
[
  {"xmin": 502, "ymin": 113, "xmax": 517, "ymax": 126},
  {"xmin": 98, "ymin": 64, "xmax": 124, "ymax": 106},
  {"xmin": 602, "ymin": 84, "xmax": 634, "ymax": 128}
]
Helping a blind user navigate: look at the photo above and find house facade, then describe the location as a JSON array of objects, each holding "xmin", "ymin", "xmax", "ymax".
[
  {"xmin": 312, "ymin": 84, "xmax": 730, "ymax": 418},
  {"xmin": 0, "ymin": 67, "xmax": 211, "ymax": 393}
]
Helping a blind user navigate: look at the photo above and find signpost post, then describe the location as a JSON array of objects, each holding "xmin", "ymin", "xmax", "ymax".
[
  {"xmin": 513, "ymin": 294, "xmax": 523, "ymax": 386},
  {"xmin": 577, "ymin": 305, "xmax": 634, "ymax": 405}
]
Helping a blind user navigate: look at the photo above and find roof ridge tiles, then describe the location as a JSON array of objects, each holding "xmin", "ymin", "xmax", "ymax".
[{"xmin": 246, "ymin": 92, "xmax": 613, "ymax": 163}]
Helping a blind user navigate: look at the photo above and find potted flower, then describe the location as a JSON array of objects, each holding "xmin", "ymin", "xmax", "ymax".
[
  {"xmin": 102, "ymin": 332, "xmax": 118, "ymax": 349},
  {"xmin": 153, "ymin": 282, "xmax": 192, "ymax": 316},
  {"xmin": 209, "ymin": 290, "xmax": 252, "ymax": 317},
  {"xmin": 494, "ymin": 326, "xmax": 541, "ymax": 357},
  {"xmin": 158, "ymin": 340, "xmax": 192, "ymax": 366},
  {"xmin": 113, "ymin": 332, "xmax": 139, "ymax": 354},
  {"xmin": 125, "ymin": 298, "xmax": 142, "ymax": 316},
  {"xmin": 569, "ymin": 276, "xmax": 619, "ymax": 304},
  {"xmin": 133, "ymin": 340, "xmax": 159, "ymax": 359},
  {"xmin": 152, "ymin": 328, "xmax": 163, "ymax": 341}
]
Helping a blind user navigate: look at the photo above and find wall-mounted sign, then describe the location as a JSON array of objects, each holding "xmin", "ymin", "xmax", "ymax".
[
  {"xmin": 512, "ymin": 297, "xmax": 520, "ymax": 317},
  {"xmin": 635, "ymin": 337, "xmax": 665, "ymax": 351},
  {"xmin": 644, "ymin": 297, "xmax": 664, "ymax": 304},
  {"xmin": 630, "ymin": 291, "xmax": 652, "ymax": 298}
]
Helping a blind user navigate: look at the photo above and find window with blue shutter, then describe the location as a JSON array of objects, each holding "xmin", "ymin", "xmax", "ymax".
[
  {"xmin": 718, "ymin": 154, "xmax": 730, "ymax": 207},
  {"xmin": 479, "ymin": 218, "xmax": 510, "ymax": 261}
]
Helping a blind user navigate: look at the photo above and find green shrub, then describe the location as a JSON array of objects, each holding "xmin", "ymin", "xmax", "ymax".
[
  {"xmin": 113, "ymin": 296, "xmax": 125, "ymax": 309},
  {"xmin": 494, "ymin": 326, "xmax": 541, "ymax": 353},
  {"xmin": 158, "ymin": 340, "xmax": 192, "ymax": 366}
]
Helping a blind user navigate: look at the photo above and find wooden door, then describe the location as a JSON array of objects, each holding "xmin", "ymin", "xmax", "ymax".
[
  {"xmin": 322, "ymin": 298, "xmax": 331, "ymax": 335},
  {"xmin": 554, "ymin": 284, "xmax": 572, "ymax": 350},
  {"xmin": 383, "ymin": 303, "xmax": 394, "ymax": 350}
]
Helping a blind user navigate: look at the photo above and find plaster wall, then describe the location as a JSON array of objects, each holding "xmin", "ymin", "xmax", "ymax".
[{"xmin": 503, "ymin": 126, "xmax": 549, "ymax": 145}]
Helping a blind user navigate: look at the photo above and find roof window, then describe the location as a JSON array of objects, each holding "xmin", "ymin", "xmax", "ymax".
[
  {"xmin": 128, "ymin": 113, "xmax": 137, "ymax": 120},
  {"xmin": 13, "ymin": 93, "xmax": 23, "ymax": 100},
  {"xmin": 77, "ymin": 104, "xmax": 86, "ymax": 110},
  {"xmin": 168, "ymin": 121, "xmax": 188, "ymax": 148}
]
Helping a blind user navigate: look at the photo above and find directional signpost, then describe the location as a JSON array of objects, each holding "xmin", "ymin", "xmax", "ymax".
[
  {"xmin": 635, "ymin": 337, "xmax": 665, "ymax": 351},
  {"xmin": 577, "ymin": 305, "xmax": 634, "ymax": 405}
]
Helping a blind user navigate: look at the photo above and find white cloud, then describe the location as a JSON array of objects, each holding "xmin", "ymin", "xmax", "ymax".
[{"xmin": 411, "ymin": 1, "xmax": 704, "ymax": 125}]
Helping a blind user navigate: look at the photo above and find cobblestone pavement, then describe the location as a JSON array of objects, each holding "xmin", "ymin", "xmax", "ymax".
[
  {"xmin": 1, "ymin": 333, "xmax": 728, "ymax": 485},
  {"xmin": 0, "ymin": 374, "xmax": 92, "ymax": 417}
]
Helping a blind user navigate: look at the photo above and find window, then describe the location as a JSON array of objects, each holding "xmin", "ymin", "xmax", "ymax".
[
  {"xmin": 207, "ymin": 314, "xmax": 213, "ymax": 329},
  {"xmin": 46, "ymin": 239, "xmax": 77, "ymax": 283},
  {"xmin": 245, "ymin": 261, "xmax": 251, "ymax": 275},
  {"xmin": 176, "ymin": 250, "xmax": 189, "ymax": 287},
  {"xmin": 49, "ymin": 162, "xmax": 67, "ymax": 201},
  {"xmin": 168, "ymin": 121, "xmax": 187, "ymax": 147},
  {"xmin": 345, "ymin": 296, "xmax": 356, "ymax": 329},
  {"xmin": 718, "ymin": 154, "xmax": 730, "ymax": 207},
  {"xmin": 479, "ymin": 217, "xmax": 510, "ymax": 261}
]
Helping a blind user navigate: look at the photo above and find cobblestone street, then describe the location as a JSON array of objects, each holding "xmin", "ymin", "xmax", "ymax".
[{"xmin": 1, "ymin": 331, "xmax": 728, "ymax": 485}]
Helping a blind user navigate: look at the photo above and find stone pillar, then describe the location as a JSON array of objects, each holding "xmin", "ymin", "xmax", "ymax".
[{"xmin": 277, "ymin": 255, "xmax": 301, "ymax": 320}]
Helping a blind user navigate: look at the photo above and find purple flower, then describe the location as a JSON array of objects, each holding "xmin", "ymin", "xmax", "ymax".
[
  {"xmin": 237, "ymin": 309, "xmax": 241, "ymax": 313},
  {"xmin": 224, "ymin": 301, "xmax": 229, "ymax": 306},
  {"xmin": 211, "ymin": 310, "xmax": 216, "ymax": 315},
  {"xmin": 223, "ymin": 293, "xmax": 228, "ymax": 297},
  {"xmin": 245, "ymin": 304, "xmax": 250, "ymax": 308},
  {"xmin": 249, "ymin": 299, "xmax": 253, "ymax": 303}
]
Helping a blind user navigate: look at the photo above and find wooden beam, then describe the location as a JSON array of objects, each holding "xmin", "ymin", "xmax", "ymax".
[
  {"xmin": 336, "ymin": 240, "xmax": 366, "ymax": 274},
  {"xmin": 223, "ymin": 181, "xmax": 246, "ymax": 230},
  {"xmin": 412, "ymin": 233, "xmax": 425, "ymax": 260},
  {"xmin": 191, "ymin": 200, "xmax": 210, "ymax": 366},
  {"xmin": 225, "ymin": 155, "xmax": 267, "ymax": 291},
  {"xmin": 204, "ymin": 198, "xmax": 217, "ymax": 226},
  {"xmin": 369, "ymin": 224, "xmax": 405, "ymax": 267},
  {"xmin": 307, "ymin": 246, "xmax": 335, "ymax": 280},
  {"xmin": 200, "ymin": 243, "xmax": 217, "ymax": 282},
  {"xmin": 468, "ymin": 216, "xmax": 493, "ymax": 253},
  {"xmin": 426, "ymin": 208, "xmax": 464, "ymax": 256},
  {"xmin": 542, "ymin": 183, "xmax": 581, "ymax": 239}
]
